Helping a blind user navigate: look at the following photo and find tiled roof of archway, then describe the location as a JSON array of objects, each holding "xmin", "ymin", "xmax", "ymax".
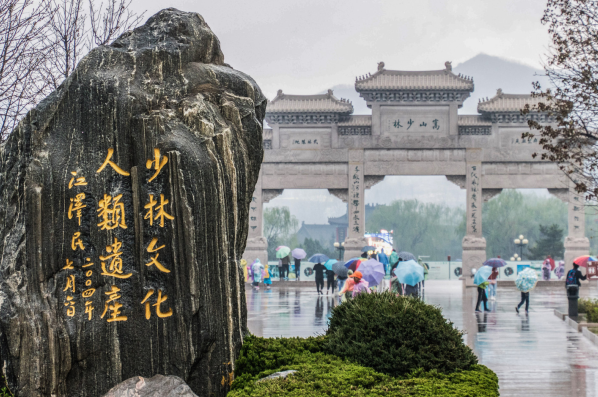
[
  {"xmin": 338, "ymin": 115, "xmax": 372, "ymax": 126},
  {"xmin": 355, "ymin": 68, "xmax": 474, "ymax": 91},
  {"xmin": 267, "ymin": 91, "xmax": 353, "ymax": 114},
  {"xmin": 478, "ymin": 92, "xmax": 546, "ymax": 113},
  {"xmin": 458, "ymin": 115, "xmax": 492, "ymax": 126}
]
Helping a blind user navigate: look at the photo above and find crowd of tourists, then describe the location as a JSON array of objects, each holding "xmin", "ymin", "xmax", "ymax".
[{"xmin": 242, "ymin": 247, "xmax": 430, "ymax": 300}]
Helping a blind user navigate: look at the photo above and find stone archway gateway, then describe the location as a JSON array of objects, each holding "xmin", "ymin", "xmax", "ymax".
[{"xmin": 243, "ymin": 61, "xmax": 589, "ymax": 287}]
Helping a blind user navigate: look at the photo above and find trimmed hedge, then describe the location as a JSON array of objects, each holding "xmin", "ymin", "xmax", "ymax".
[
  {"xmin": 229, "ymin": 335, "xmax": 499, "ymax": 397},
  {"xmin": 324, "ymin": 292, "xmax": 478, "ymax": 377},
  {"xmin": 578, "ymin": 298, "xmax": 598, "ymax": 322}
]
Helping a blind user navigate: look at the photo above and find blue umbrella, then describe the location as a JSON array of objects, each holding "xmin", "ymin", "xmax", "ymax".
[
  {"xmin": 393, "ymin": 260, "xmax": 424, "ymax": 286},
  {"xmin": 308, "ymin": 253, "xmax": 329, "ymax": 264},
  {"xmin": 474, "ymin": 266, "xmax": 493, "ymax": 285},
  {"xmin": 359, "ymin": 259, "xmax": 385, "ymax": 287},
  {"xmin": 324, "ymin": 259, "xmax": 337, "ymax": 271},
  {"xmin": 483, "ymin": 258, "xmax": 507, "ymax": 268}
]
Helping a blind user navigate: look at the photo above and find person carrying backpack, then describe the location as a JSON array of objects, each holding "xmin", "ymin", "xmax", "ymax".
[{"xmin": 566, "ymin": 263, "xmax": 587, "ymax": 290}]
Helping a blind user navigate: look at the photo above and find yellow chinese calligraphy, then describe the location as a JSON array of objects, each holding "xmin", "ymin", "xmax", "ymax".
[
  {"xmin": 100, "ymin": 237, "xmax": 132, "ymax": 279},
  {"xmin": 68, "ymin": 193, "xmax": 87, "ymax": 226},
  {"xmin": 141, "ymin": 289, "xmax": 173, "ymax": 319},
  {"xmin": 68, "ymin": 171, "xmax": 88, "ymax": 189},
  {"xmin": 64, "ymin": 296, "xmax": 75, "ymax": 317},
  {"xmin": 63, "ymin": 274, "xmax": 75, "ymax": 293},
  {"xmin": 97, "ymin": 194, "xmax": 127, "ymax": 230},
  {"xmin": 144, "ymin": 194, "xmax": 174, "ymax": 227},
  {"xmin": 145, "ymin": 237, "xmax": 170, "ymax": 273},
  {"xmin": 63, "ymin": 259, "xmax": 74, "ymax": 270},
  {"xmin": 101, "ymin": 286, "xmax": 127, "ymax": 322},
  {"xmin": 96, "ymin": 148, "xmax": 130, "ymax": 176},
  {"xmin": 85, "ymin": 301, "xmax": 94, "ymax": 320},
  {"xmin": 71, "ymin": 232, "xmax": 85, "ymax": 251},
  {"xmin": 146, "ymin": 148, "xmax": 168, "ymax": 182}
]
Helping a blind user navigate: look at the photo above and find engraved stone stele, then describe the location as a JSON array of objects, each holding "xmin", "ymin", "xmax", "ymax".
[{"xmin": 0, "ymin": 9, "xmax": 265, "ymax": 397}]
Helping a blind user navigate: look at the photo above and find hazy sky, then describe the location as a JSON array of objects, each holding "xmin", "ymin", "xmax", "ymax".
[{"xmin": 131, "ymin": 0, "xmax": 550, "ymax": 99}]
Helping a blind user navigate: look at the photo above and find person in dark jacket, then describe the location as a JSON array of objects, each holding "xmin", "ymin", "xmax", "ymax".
[
  {"xmin": 313, "ymin": 262, "xmax": 326, "ymax": 295},
  {"xmin": 294, "ymin": 257, "xmax": 302, "ymax": 281},
  {"xmin": 281, "ymin": 255, "xmax": 290, "ymax": 280},
  {"xmin": 566, "ymin": 263, "xmax": 587, "ymax": 287},
  {"xmin": 326, "ymin": 269, "xmax": 336, "ymax": 294}
]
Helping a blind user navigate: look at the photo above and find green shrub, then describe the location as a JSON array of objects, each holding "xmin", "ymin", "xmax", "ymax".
[
  {"xmin": 1, "ymin": 375, "xmax": 12, "ymax": 397},
  {"xmin": 323, "ymin": 292, "xmax": 478, "ymax": 377},
  {"xmin": 578, "ymin": 298, "xmax": 598, "ymax": 322}
]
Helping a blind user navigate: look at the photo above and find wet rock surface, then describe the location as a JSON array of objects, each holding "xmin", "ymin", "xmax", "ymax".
[
  {"xmin": 102, "ymin": 375, "xmax": 198, "ymax": 397},
  {"xmin": 0, "ymin": 8, "xmax": 265, "ymax": 397}
]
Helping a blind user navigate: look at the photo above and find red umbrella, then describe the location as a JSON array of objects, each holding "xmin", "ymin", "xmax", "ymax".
[
  {"xmin": 345, "ymin": 258, "xmax": 364, "ymax": 272},
  {"xmin": 573, "ymin": 255, "xmax": 598, "ymax": 268},
  {"xmin": 543, "ymin": 257, "xmax": 556, "ymax": 271}
]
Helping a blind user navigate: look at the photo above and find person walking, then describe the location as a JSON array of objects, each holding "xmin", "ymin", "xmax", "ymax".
[
  {"xmin": 515, "ymin": 290, "xmax": 530, "ymax": 314},
  {"xmin": 251, "ymin": 259, "xmax": 264, "ymax": 290},
  {"xmin": 263, "ymin": 263, "xmax": 272, "ymax": 290},
  {"xmin": 326, "ymin": 268, "xmax": 336, "ymax": 295},
  {"xmin": 294, "ymin": 257, "xmax": 302, "ymax": 281},
  {"xmin": 475, "ymin": 281, "xmax": 491, "ymax": 312},
  {"xmin": 555, "ymin": 261, "xmax": 565, "ymax": 280},
  {"xmin": 337, "ymin": 273, "xmax": 347, "ymax": 295},
  {"xmin": 313, "ymin": 262, "xmax": 326, "ymax": 295},
  {"xmin": 281, "ymin": 255, "xmax": 290, "ymax": 280},
  {"xmin": 487, "ymin": 267, "xmax": 498, "ymax": 300},
  {"xmin": 277, "ymin": 259, "xmax": 283, "ymax": 281},
  {"xmin": 404, "ymin": 283, "xmax": 418, "ymax": 298}
]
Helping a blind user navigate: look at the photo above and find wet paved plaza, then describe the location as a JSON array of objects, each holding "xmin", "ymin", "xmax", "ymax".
[{"xmin": 246, "ymin": 280, "xmax": 598, "ymax": 397}]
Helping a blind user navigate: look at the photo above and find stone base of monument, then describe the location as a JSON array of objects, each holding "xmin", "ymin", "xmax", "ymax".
[
  {"xmin": 243, "ymin": 236, "xmax": 268, "ymax": 266},
  {"xmin": 103, "ymin": 375, "xmax": 198, "ymax": 397},
  {"xmin": 461, "ymin": 236, "xmax": 487, "ymax": 288},
  {"xmin": 342, "ymin": 237, "xmax": 369, "ymax": 262}
]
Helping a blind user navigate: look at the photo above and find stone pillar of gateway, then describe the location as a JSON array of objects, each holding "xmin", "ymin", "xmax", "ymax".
[{"xmin": 248, "ymin": 61, "xmax": 587, "ymax": 286}]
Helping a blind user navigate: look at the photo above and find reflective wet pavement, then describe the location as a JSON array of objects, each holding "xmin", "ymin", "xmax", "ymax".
[{"xmin": 246, "ymin": 280, "xmax": 598, "ymax": 397}]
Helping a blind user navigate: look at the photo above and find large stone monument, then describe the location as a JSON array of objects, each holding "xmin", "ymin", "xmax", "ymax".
[{"xmin": 0, "ymin": 9, "xmax": 265, "ymax": 397}]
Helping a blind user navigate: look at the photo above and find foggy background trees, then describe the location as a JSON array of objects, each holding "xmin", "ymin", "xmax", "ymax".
[{"xmin": 0, "ymin": 0, "xmax": 143, "ymax": 140}]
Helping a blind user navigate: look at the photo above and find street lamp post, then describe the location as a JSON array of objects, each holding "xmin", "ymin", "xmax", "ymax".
[
  {"xmin": 513, "ymin": 234, "xmax": 529, "ymax": 260},
  {"xmin": 510, "ymin": 253, "xmax": 521, "ymax": 262},
  {"xmin": 334, "ymin": 241, "xmax": 345, "ymax": 260}
]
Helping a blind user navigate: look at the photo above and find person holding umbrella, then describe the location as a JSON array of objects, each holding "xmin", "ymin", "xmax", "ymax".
[
  {"xmin": 474, "ymin": 266, "xmax": 493, "ymax": 312},
  {"xmin": 516, "ymin": 267, "xmax": 539, "ymax": 313},
  {"xmin": 276, "ymin": 246, "xmax": 292, "ymax": 281},
  {"xmin": 324, "ymin": 259, "xmax": 337, "ymax": 294},
  {"xmin": 292, "ymin": 248, "xmax": 306, "ymax": 281},
  {"xmin": 483, "ymin": 258, "xmax": 506, "ymax": 301},
  {"xmin": 349, "ymin": 271, "xmax": 371, "ymax": 297},
  {"xmin": 393, "ymin": 259, "xmax": 424, "ymax": 298}
]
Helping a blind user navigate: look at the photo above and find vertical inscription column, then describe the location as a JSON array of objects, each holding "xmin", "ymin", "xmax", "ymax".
[
  {"xmin": 462, "ymin": 149, "xmax": 487, "ymax": 288},
  {"xmin": 243, "ymin": 170, "xmax": 268, "ymax": 266},
  {"xmin": 564, "ymin": 179, "xmax": 590, "ymax": 273},
  {"xmin": 343, "ymin": 150, "xmax": 367, "ymax": 260}
]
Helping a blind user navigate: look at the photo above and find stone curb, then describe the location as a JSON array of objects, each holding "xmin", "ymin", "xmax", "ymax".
[{"xmin": 582, "ymin": 327, "xmax": 598, "ymax": 347}]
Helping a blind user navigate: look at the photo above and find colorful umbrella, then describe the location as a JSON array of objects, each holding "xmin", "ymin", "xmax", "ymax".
[
  {"xmin": 344, "ymin": 258, "xmax": 364, "ymax": 272},
  {"xmin": 397, "ymin": 251, "xmax": 416, "ymax": 262},
  {"xmin": 483, "ymin": 258, "xmax": 507, "ymax": 268},
  {"xmin": 359, "ymin": 259, "xmax": 385, "ymax": 287},
  {"xmin": 393, "ymin": 260, "xmax": 424, "ymax": 286},
  {"xmin": 332, "ymin": 261, "xmax": 349, "ymax": 278},
  {"xmin": 474, "ymin": 266, "xmax": 493, "ymax": 285},
  {"xmin": 362, "ymin": 245, "xmax": 377, "ymax": 252},
  {"xmin": 543, "ymin": 257, "xmax": 556, "ymax": 271},
  {"xmin": 324, "ymin": 259, "xmax": 337, "ymax": 271},
  {"xmin": 516, "ymin": 268, "xmax": 539, "ymax": 292},
  {"xmin": 275, "ymin": 246, "xmax": 291, "ymax": 259},
  {"xmin": 292, "ymin": 248, "xmax": 306, "ymax": 260},
  {"xmin": 573, "ymin": 255, "xmax": 598, "ymax": 268},
  {"xmin": 308, "ymin": 253, "xmax": 329, "ymax": 264}
]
